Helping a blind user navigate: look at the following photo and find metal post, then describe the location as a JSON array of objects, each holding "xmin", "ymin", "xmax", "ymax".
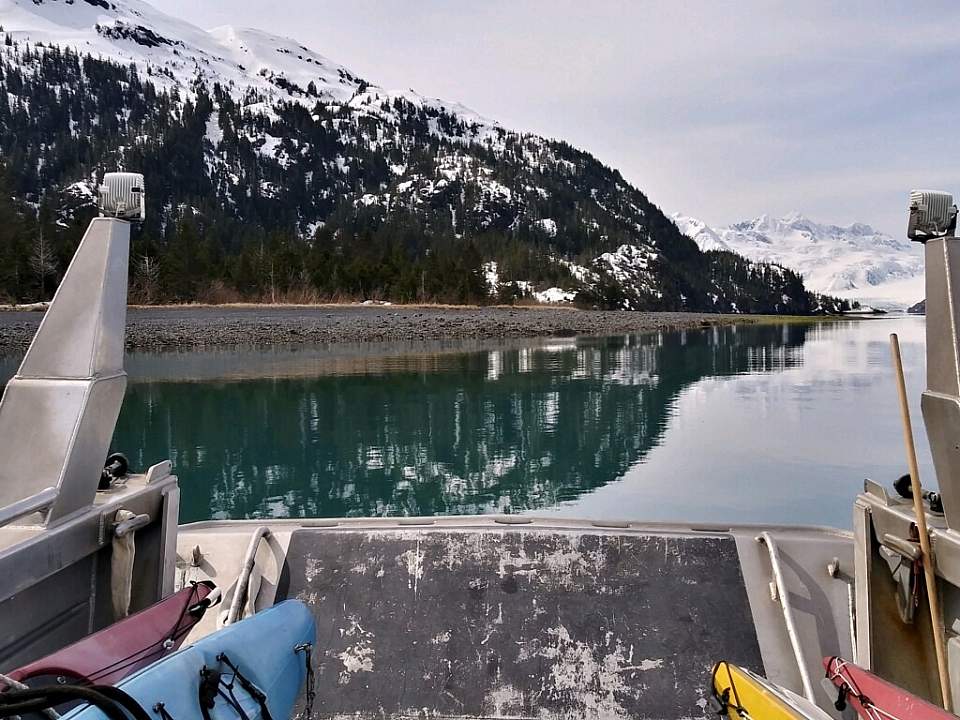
[
  {"xmin": 921, "ymin": 236, "xmax": 960, "ymax": 530},
  {"xmin": 0, "ymin": 218, "xmax": 130, "ymax": 525}
]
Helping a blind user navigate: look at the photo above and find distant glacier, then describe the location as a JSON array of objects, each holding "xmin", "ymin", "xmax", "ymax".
[{"xmin": 671, "ymin": 212, "xmax": 924, "ymax": 310}]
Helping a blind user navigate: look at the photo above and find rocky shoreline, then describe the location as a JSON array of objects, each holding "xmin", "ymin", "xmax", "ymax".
[{"xmin": 0, "ymin": 305, "xmax": 776, "ymax": 352}]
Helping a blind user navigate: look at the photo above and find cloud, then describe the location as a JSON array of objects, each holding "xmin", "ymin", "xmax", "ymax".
[{"xmin": 151, "ymin": 0, "xmax": 960, "ymax": 235}]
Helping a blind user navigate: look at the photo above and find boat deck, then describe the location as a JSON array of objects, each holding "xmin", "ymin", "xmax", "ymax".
[{"xmin": 176, "ymin": 517, "xmax": 854, "ymax": 720}]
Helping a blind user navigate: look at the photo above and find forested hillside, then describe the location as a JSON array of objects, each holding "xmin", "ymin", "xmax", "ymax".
[{"xmin": 0, "ymin": 6, "xmax": 849, "ymax": 313}]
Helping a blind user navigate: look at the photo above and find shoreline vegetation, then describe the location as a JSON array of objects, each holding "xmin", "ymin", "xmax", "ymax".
[{"xmin": 0, "ymin": 304, "xmax": 860, "ymax": 353}]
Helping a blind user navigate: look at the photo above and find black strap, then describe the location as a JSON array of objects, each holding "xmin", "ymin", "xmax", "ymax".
[
  {"xmin": 833, "ymin": 684, "xmax": 848, "ymax": 712},
  {"xmin": 198, "ymin": 666, "xmax": 222, "ymax": 720},
  {"xmin": 217, "ymin": 654, "xmax": 272, "ymax": 720},
  {"xmin": 295, "ymin": 643, "xmax": 315, "ymax": 720},
  {"xmin": 708, "ymin": 662, "xmax": 748, "ymax": 718},
  {"xmin": 218, "ymin": 688, "xmax": 251, "ymax": 720},
  {"xmin": 198, "ymin": 655, "xmax": 272, "ymax": 720},
  {"xmin": 153, "ymin": 702, "xmax": 177, "ymax": 720},
  {"xmin": 187, "ymin": 581, "xmax": 220, "ymax": 618}
]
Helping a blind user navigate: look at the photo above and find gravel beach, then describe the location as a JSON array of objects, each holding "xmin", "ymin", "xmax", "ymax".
[{"xmin": 0, "ymin": 305, "xmax": 766, "ymax": 352}]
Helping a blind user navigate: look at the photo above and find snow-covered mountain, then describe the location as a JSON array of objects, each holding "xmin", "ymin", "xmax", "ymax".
[
  {"xmin": 0, "ymin": 0, "xmax": 500, "ymax": 140},
  {"xmin": 0, "ymin": 0, "xmax": 841, "ymax": 313},
  {"xmin": 672, "ymin": 212, "xmax": 924, "ymax": 309}
]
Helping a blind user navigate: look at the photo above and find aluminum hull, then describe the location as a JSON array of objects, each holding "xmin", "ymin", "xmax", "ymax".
[{"xmin": 176, "ymin": 516, "xmax": 854, "ymax": 719}]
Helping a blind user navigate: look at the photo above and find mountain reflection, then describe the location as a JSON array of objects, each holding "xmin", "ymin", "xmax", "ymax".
[{"xmin": 110, "ymin": 324, "xmax": 809, "ymax": 522}]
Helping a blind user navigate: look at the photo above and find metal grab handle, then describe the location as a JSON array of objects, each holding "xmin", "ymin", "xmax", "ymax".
[
  {"xmin": 113, "ymin": 512, "xmax": 150, "ymax": 537},
  {"xmin": 756, "ymin": 532, "xmax": 816, "ymax": 703},
  {"xmin": 225, "ymin": 527, "xmax": 271, "ymax": 625},
  {"xmin": 881, "ymin": 533, "xmax": 922, "ymax": 562}
]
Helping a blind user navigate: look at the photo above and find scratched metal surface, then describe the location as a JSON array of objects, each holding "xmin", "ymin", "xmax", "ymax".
[{"xmin": 277, "ymin": 529, "xmax": 762, "ymax": 720}]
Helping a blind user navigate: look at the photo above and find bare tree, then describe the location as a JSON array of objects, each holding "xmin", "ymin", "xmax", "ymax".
[
  {"xmin": 133, "ymin": 254, "xmax": 160, "ymax": 304},
  {"xmin": 28, "ymin": 227, "xmax": 56, "ymax": 300}
]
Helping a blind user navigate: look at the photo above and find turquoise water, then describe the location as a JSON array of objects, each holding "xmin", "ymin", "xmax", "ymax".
[{"xmin": 0, "ymin": 317, "xmax": 932, "ymax": 528}]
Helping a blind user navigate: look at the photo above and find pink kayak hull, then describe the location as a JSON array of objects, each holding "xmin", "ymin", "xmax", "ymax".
[
  {"xmin": 823, "ymin": 656, "xmax": 952, "ymax": 720},
  {"xmin": 4, "ymin": 581, "xmax": 216, "ymax": 687}
]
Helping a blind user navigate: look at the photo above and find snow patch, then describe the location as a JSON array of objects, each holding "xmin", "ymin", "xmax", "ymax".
[
  {"xmin": 483, "ymin": 261, "xmax": 499, "ymax": 291},
  {"xmin": 533, "ymin": 287, "xmax": 576, "ymax": 304},
  {"xmin": 533, "ymin": 218, "xmax": 558, "ymax": 237},
  {"xmin": 672, "ymin": 211, "xmax": 924, "ymax": 309}
]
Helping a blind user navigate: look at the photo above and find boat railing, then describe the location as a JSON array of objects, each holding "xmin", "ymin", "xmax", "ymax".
[
  {"xmin": 225, "ymin": 526, "xmax": 272, "ymax": 625},
  {"xmin": 0, "ymin": 487, "xmax": 57, "ymax": 528},
  {"xmin": 756, "ymin": 531, "xmax": 817, "ymax": 702}
]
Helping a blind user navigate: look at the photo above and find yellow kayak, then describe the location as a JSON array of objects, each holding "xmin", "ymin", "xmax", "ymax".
[{"xmin": 710, "ymin": 661, "xmax": 832, "ymax": 719}]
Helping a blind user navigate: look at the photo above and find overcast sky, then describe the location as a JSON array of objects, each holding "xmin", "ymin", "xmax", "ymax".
[{"xmin": 151, "ymin": 0, "xmax": 960, "ymax": 236}]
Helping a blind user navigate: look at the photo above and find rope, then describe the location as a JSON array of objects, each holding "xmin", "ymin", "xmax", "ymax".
[
  {"xmin": 0, "ymin": 674, "xmax": 28, "ymax": 692},
  {"xmin": 709, "ymin": 662, "xmax": 753, "ymax": 719},
  {"xmin": 724, "ymin": 662, "xmax": 746, "ymax": 716},
  {"xmin": 825, "ymin": 659, "xmax": 906, "ymax": 720},
  {"xmin": 0, "ymin": 672, "xmax": 60, "ymax": 720},
  {"xmin": 0, "ymin": 685, "xmax": 147, "ymax": 720}
]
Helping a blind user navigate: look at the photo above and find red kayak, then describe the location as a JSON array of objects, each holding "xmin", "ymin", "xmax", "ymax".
[
  {"xmin": 3, "ymin": 581, "xmax": 218, "ymax": 688},
  {"xmin": 823, "ymin": 656, "xmax": 952, "ymax": 720}
]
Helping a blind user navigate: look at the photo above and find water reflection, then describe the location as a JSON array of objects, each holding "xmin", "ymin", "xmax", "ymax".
[
  {"xmin": 107, "ymin": 324, "xmax": 811, "ymax": 522},
  {"xmin": 544, "ymin": 317, "xmax": 931, "ymax": 529},
  {"xmin": 0, "ymin": 319, "xmax": 925, "ymax": 527}
]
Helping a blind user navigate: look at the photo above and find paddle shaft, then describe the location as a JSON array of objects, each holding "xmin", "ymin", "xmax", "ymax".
[{"xmin": 890, "ymin": 332, "xmax": 953, "ymax": 711}]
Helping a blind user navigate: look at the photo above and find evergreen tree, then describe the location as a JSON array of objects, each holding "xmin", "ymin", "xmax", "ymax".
[{"xmin": 0, "ymin": 39, "xmax": 837, "ymax": 313}]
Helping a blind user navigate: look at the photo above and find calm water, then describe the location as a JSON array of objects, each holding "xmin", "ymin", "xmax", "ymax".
[{"xmin": 0, "ymin": 317, "xmax": 932, "ymax": 528}]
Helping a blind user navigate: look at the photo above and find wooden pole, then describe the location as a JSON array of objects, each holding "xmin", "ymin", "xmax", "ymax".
[{"xmin": 890, "ymin": 332, "xmax": 953, "ymax": 711}]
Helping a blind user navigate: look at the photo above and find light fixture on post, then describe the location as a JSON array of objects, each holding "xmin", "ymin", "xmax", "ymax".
[
  {"xmin": 907, "ymin": 190, "xmax": 957, "ymax": 242},
  {"xmin": 98, "ymin": 172, "xmax": 145, "ymax": 222}
]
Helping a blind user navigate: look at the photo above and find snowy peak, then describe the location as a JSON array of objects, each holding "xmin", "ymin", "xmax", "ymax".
[
  {"xmin": 1, "ymin": 0, "xmax": 501, "ymax": 137},
  {"xmin": 1, "ymin": 0, "xmax": 365, "ymax": 101},
  {"xmin": 670, "ymin": 213, "xmax": 729, "ymax": 252},
  {"xmin": 0, "ymin": 0, "xmax": 845, "ymax": 315},
  {"xmin": 731, "ymin": 212, "xmax": 902, "ymax": 250},
  {"xmin": 672, "ymin": 212, "xmax": 923, "ymax": 308}
]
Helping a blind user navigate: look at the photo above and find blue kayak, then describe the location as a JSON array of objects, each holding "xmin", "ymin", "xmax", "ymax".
[{"xmin": 62, "ymin": 600, "xmax": 316, "ymax": 720}]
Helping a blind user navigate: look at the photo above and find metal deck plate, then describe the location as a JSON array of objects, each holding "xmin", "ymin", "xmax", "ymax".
[{"xmin": 277, "ymin": 528, "xmax": 762, "ymax": 720}]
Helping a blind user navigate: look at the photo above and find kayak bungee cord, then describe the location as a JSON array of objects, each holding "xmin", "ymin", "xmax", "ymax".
[
  {"xmin": 3, "ymin": 582, "xmax": 221, "ymax": 694},
  {"xmin": 826, "ymin": 658, "xmax": 905, "ymax": 720},
  {"xmin": 81, "ymin": 582, "xmax": 219, "ymax": 686},
  {"xmin": 709, "ymin": 661, "xmax": 753, "ymax": 719},
  {"xmin": 199, "ymin": 653, "xmax": 274, "ymax": 720},
  {"xmin": 724, "ymin": 662, "xmax": 750, "ymax": 718}
]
